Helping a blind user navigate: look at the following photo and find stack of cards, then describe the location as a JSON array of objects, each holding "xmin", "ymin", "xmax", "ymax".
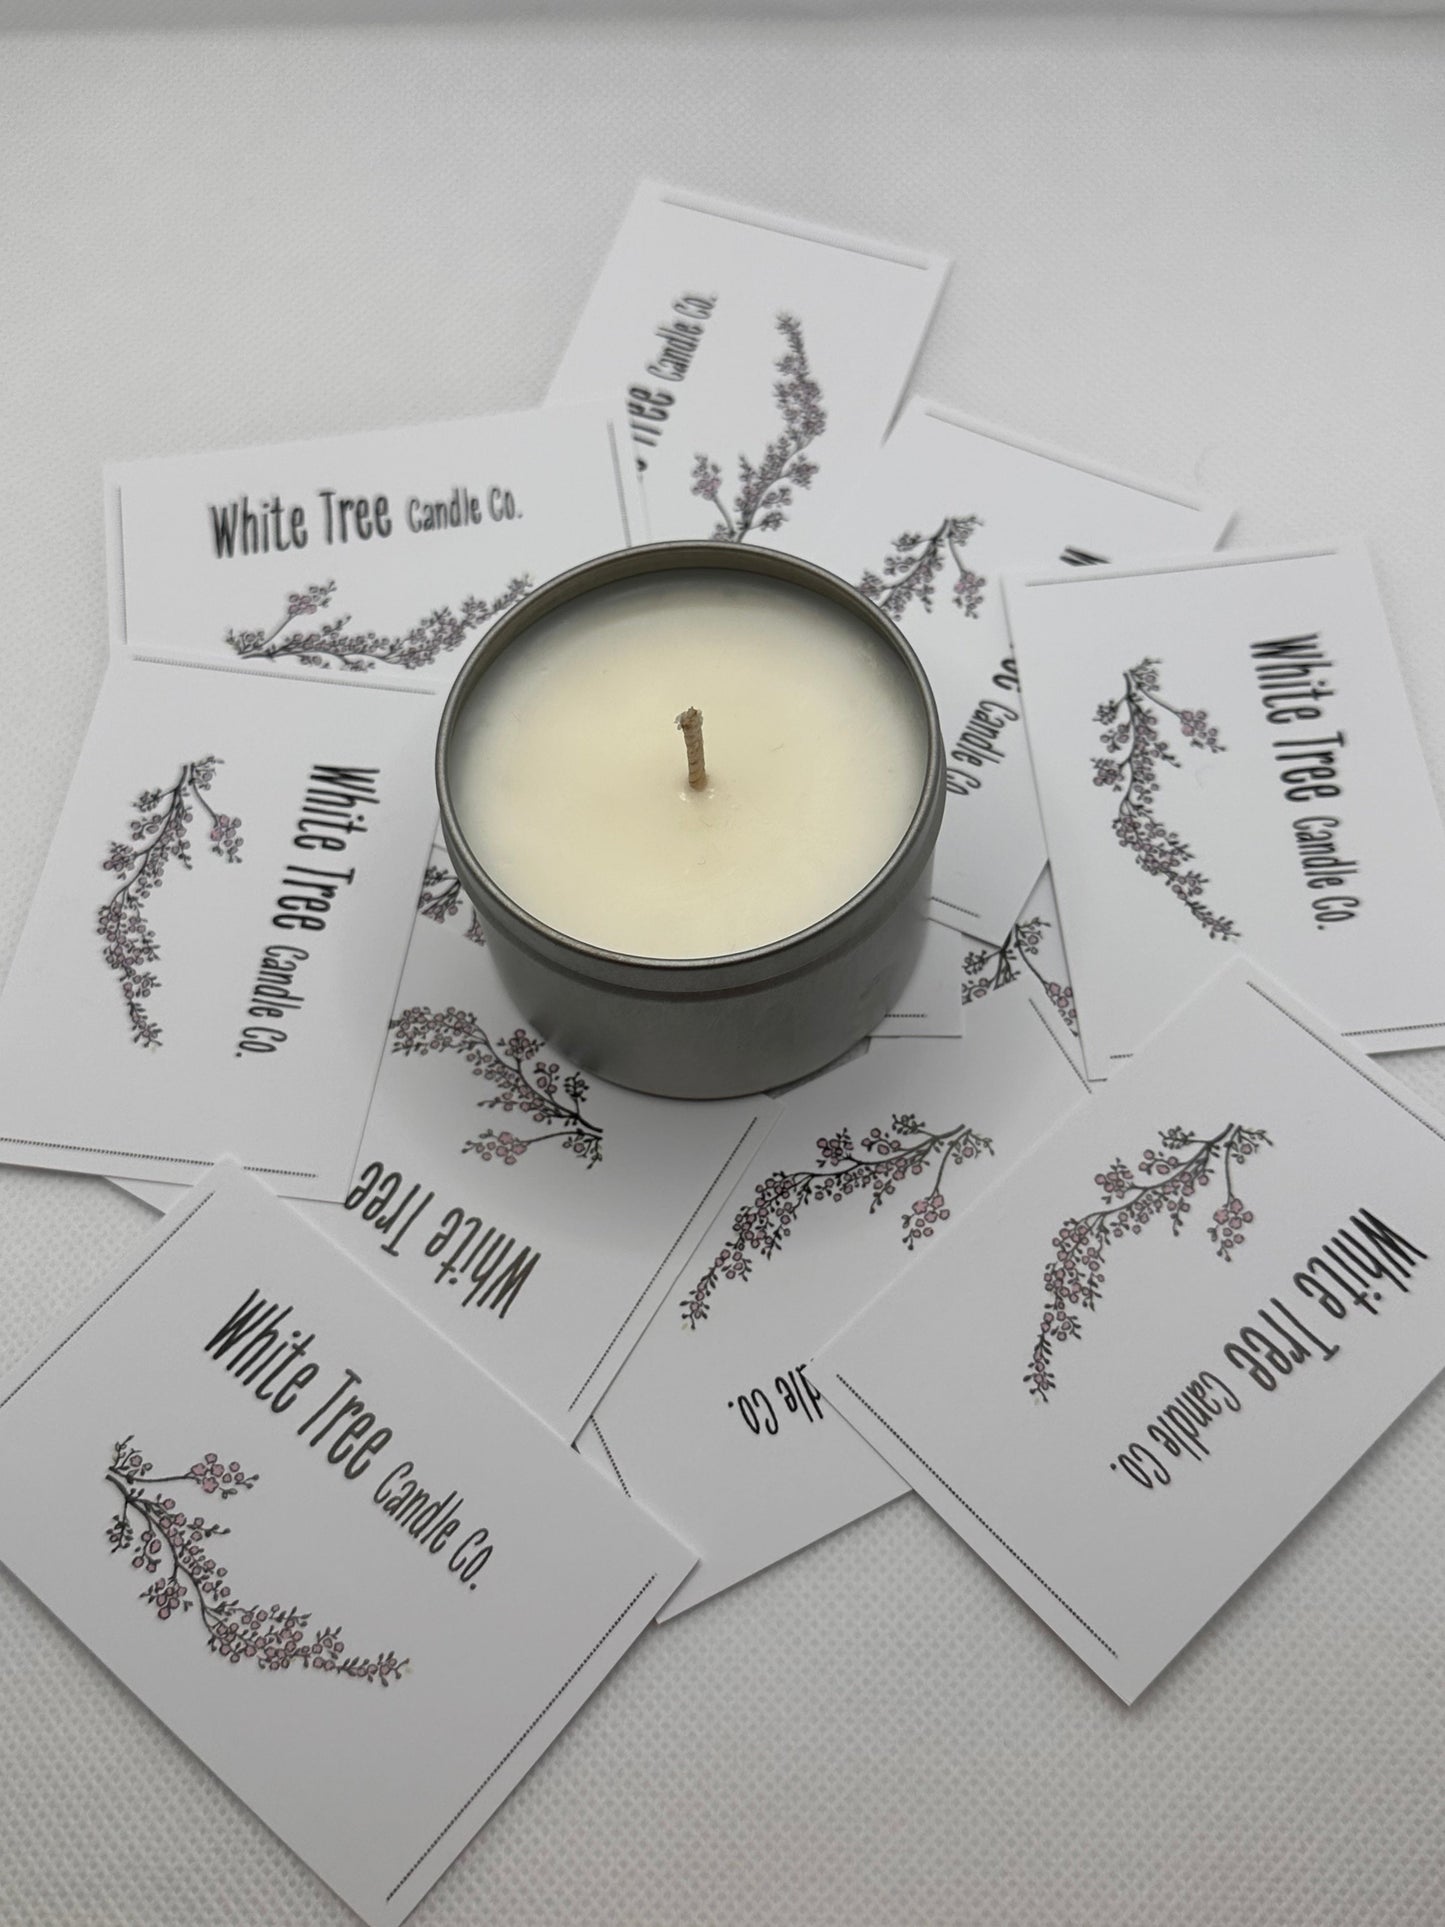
[
  {"xmin": 6, "ymin": 177, "xmax": 1445, "ymax": 1919},
  {"xmin": 0, "ymin": 402, "xmax": 642, "ymax": 1195},
  {"xmin": 0, "ymin": 184, "xmax": 962, "ymax": 1920},
  {"xmin": 554, "ymin": 189, "xmax": 1445, "ymax": 1701}
]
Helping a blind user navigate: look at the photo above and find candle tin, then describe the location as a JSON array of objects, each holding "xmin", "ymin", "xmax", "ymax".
[{"xmin": 435, "ymin": 541, "xmax": 945, "ymax": 1101}]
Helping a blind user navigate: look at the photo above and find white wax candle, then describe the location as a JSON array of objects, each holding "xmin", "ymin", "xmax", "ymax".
[{"xmin": 447, "ymin": 570, "xmax": 927, "ymax": 960}]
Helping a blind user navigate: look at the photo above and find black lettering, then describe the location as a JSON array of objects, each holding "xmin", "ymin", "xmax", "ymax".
[
  {"xmin": 1351, "ymin": 1208, "xmax": 1429, "ymax": 1282},
  {"xmin": 209, "ymin": 501, "xmax": 240, "ymax": 558}
]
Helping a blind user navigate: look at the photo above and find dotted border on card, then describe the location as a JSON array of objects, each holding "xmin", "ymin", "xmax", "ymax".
[
  {"xmin": 1341, "ymin": 1021, "xmax": 1445, "ymax": 1039},
  {"xmin": 830, "ymin": 1373, "xmax": 1119, "ymax": 1659},
  {"xmin": 586, "ymin": 1416, "xmax": 631, "ymax": 1499},
  {"xmin": 0, "ymin": 1137, "xmax": 316, "ymax": 1179},
  {"xmin": 383, "ymin": 1572, "xmax": 658, "ymax": 1905},
  {"xmin": 1026, "ymin": 996, "xmax": 1091, "ymax": 1096},
  {"xmin": 128, "ymin": 654, "xmax": 434, "ymax": 693}
]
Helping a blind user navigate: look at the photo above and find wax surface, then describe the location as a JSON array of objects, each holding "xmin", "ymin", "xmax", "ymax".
[{"xmin": 448, "ymin": 571, "xmax": 927, "ymax": 959}]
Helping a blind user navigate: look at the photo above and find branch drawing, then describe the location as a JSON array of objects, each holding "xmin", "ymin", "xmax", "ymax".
[
  {"xmin": 1026, "ymin": 1123, "xmax": 1272, "ymax": 1400},
  {"xmin": 389, "ymin": 1007, "xmax": 603, "ymax": 1168},
  {"xmin": 690, "ymin": 313, "xmax": 825, "ymax": 540},
  {"xmin": 681, "ymin": 1113, "xmax": 993, "ymax": 1330},
  {"xmin": 224, "ymin": 578, "xmax": 531, "ymax": 673},
  {"xmin": 1093, "ymin": 658, "xmax": 1236, "ymax": 939},
  {"xmin": 858, "ymin": 517, "xmax": 986, "ymax": 621},
  {"xmin": 961, "ymin": 916, "xmax": 1078, "ymax": 1035},
  {"xmin": 98, "ymin": 757, "xmax": 243, "ymax": 1047},
  {"xmin": 418, "ymin": 863, "xmax": 486, "ymax": 946},
  {"xmin": 104, "ymin": 1438, "xmax": 409, "ymax": 1683}
]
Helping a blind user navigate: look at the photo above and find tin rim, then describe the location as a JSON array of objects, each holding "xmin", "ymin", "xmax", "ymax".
[{"xmin": 435, "ymin": 540, "xmax": 945, "ymax": 989}]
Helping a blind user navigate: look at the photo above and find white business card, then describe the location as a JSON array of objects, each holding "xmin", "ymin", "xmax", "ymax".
[
  {"xmin": 108, "ymin": 404, "xmax": 639, "ymax": 686},
  {"xmin": 0, "ymin": 655, "xmax": 438, "ymax": 1197},
  {"xmin": 0, "ymin": 1161, "xmax": 692, "ymax": 1924},
  {"xmin": 547, "ymin": 182, "xmax": 948, "ymax": 546},
  {"xmin": 1008, "ymin": 547, "xmax": 1445, "ymax": 1078},
  {"xmin": 817, "ymin": 962, "xmax": 1445, "ymax": 1702}
]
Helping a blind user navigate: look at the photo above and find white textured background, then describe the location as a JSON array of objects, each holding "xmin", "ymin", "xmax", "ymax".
[{"xmin": 4, "ymin": 18, "xmax": 1445, "ymax": 1925}]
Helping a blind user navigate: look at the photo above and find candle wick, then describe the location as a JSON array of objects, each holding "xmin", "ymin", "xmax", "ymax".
[{"xmin": 676, "ymin": 706, "xmax": 707, "ymax": 790}]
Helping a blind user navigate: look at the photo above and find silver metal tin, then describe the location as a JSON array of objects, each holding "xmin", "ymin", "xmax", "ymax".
[{"xmin": 435, "ymin": 541, "xmax": 945, "ymax": 1100}]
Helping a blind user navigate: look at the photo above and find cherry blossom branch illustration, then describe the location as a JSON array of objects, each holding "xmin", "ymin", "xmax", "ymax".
[
  {"xmin": 681, "ymin": 1113, "xmax": 993, "ymax": 1330},
  {"xmin": 1093, "ymin": 658, "xmax": 1236, "ymax": 940},
  {"xmin": 1025, "ymin": 1123, "xmax": 1272, "ymax": 1400},
  {"xmin": 858, "ymin": 517, "xmax": 986, "ymax": 621},
  {"xmin": 418, "ymin": 863, "xmax": 486, "ymax": 946},
  {"xmin": 104, "ymin": 1438, "xmax": 408, "ymax": 1683},
  {"xmin": 690, "ymin": 313, "xmax": 825, "ymax": 541},
  {"xmin": 389, "ymin": 1006, "xmax": 604, "ymax": 1168},
  {"xmin": 961, "ymin": 916, "xmax": 1078, "ymax": 1035},
  {"xmin": 98, "ymin": 757, "xmax": 243, "ymax": 1047},
  {"xmin": 224, "ymin": 577, "xmax": 531, "ymax": 673}
]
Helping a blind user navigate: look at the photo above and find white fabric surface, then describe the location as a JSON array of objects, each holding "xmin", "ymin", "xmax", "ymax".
[{"xmin": 3, "ymin": 17, "xmax": 1445, "ymax": 1925}]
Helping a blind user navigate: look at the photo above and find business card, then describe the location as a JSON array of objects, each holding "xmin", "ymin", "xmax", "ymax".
[
  {"xmin": 0, "ymin": 1162, "xmax": 692, "ymax": 1924},
  {"xmin": 547, "ymin": 181, "xmax": 948, "ymax": 546},
  {"xmin": 108, "ymin": 404, "xmax": 639, "ymax": 686},
  {"xmin": 1008, "ymin": 547, "xmax": 1445, "ymax": 1078},
  {"xmin": 0, "ymin": 655, "xmax": 437, "ymax": 1196},
  {"xmin": 817, "ymin": 962, "xmax": 1445, "ymax": 1701}
]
